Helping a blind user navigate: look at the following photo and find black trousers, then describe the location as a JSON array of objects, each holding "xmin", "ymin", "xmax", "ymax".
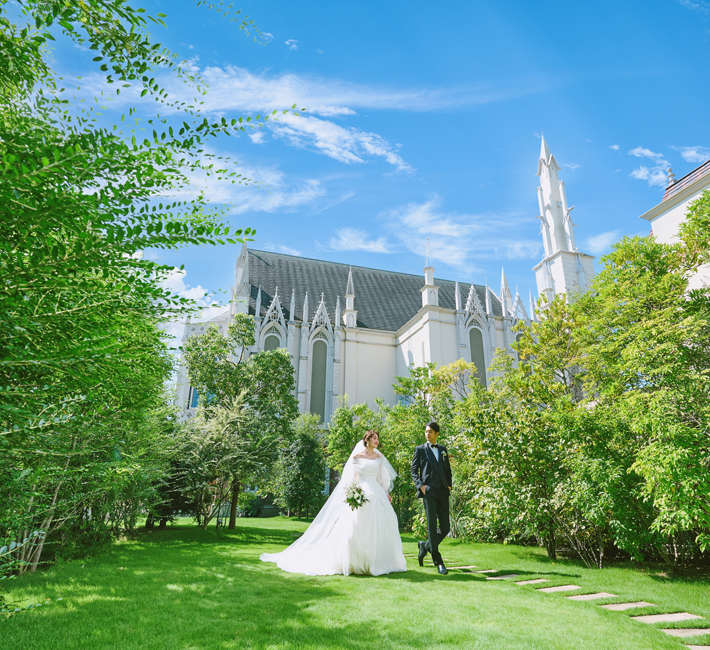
[{"xmin": 422, "ymin": 486, "xmax": 450, "ymax": 565}]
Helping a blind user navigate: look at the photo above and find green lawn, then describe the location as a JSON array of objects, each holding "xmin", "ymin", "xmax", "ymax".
[{"xmin": 2, "ymin": 517, "xmax": 709, "ymax": 649}]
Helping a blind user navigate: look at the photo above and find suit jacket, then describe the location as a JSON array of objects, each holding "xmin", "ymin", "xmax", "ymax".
[{"xmin": 411, "ymin": 443, "xmax": 453, "ymax": 499}]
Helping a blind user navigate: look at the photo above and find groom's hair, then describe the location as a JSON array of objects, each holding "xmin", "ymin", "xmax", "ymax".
[{"xmin": 426, "ymin": 421, "xmax": 440, "ymax": 433}]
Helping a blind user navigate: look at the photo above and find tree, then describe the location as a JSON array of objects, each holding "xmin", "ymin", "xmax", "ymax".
[
  {"xmin": 181, "ymin": 317, "xmax": 299, "ymax": 527},
  {"xmin": 272, "ymin": 414, "xmax": 327, "ymax": 518},
  {"xmin": 1, "ymin": 0, "xmax": 298, "ymax": 573},
  {"xmin": 181, "ymin": 395, "xmax": 279, "ymax": 529}
]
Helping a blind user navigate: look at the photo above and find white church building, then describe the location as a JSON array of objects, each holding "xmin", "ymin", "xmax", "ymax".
[{"xmin": 176, "ymin": 136, "xmax": 595, "ymax": 424}]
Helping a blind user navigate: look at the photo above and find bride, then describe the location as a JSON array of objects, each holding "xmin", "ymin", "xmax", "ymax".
[{"xmin": 260, "ymin": 430, "xmax": 407, "ymax": 576}]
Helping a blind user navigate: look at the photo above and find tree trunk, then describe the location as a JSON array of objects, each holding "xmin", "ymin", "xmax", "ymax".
[
  {"xmin": 228, "ymin": 480, "xmax": 240, "ymax": 530},
  {"xmin": 158, "ymin": 518, "xmax": 168, "ymax": 530},
  {"xmin": 545, "ymin": 523, "xmax": 556, "ymax": 560},
  {"xmin": 145, "ymin": 514, "xmax": 155, "ymax": 529}
]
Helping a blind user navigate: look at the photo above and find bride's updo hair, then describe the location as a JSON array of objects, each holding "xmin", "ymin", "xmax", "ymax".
[{"xmin": 362, "ymin": 429, "xmax": 380, "ymax": 449}]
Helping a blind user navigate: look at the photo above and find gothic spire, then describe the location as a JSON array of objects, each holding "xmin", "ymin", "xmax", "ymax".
[
  {"xmin": 346, "ymin": 266, "xmax": 355, "ymax": 296},
  {"xmin": 302, "ymin": 292, "xmax": 309, "ymax": 325},
  {"xmin": 455, "ymin": 281, "xmax": 461, "ymax": 312},
  {"xmin": 289, "ymin": 289, "xmax": 296, "ymax": 323}
]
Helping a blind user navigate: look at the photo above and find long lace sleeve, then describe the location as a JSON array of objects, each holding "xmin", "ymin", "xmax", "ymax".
[{"xmin": 376, "ymin": 454, "xmax": 398, "ymax": 493}]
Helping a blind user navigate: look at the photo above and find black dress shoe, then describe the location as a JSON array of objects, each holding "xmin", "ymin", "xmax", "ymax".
[
  {"xmin": 417, "ymin": 541, "xmax": 427, "ymax": 567},
  {"xmin": 437, "ymin": 564, "xmax": 448, "ymax": 575}
]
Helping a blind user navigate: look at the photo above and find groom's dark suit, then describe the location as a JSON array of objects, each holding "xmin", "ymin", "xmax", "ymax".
[{"xmin": 411, "ymin": 442, "xmax": 452, "ymax": 566}]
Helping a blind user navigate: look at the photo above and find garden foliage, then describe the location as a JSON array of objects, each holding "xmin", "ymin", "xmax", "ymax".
[{"xmin": 0, "ymin": 0, "xmax": 294, "ymax": 574}]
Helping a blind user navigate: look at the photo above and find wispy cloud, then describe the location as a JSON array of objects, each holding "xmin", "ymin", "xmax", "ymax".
[
  {"xmin": 628, "ymin": 146, "xmax": 669, "ymax": 187},
  {"xmin": 184, "ymin": 65, "xmax": 549, "ymax": 118},
  {"xmin": 378, "ymin": 195, "xmax": 541, "ymax": 273},
  {"xmin": 169, "ymin": 152, "xmax": 328, "ymax": 213},
  {"xmin": 264, "ymin": 243, "xmax": 302, "ymax": 256},
  {"xmin": 271, "ymin": 113, "xmax": 414, "ymax": 173},
  {"xmin": 564, "ymin": 163, "xmax": 580, "ymax": 170},
  {"xmin": 609, "ymin": 144, "xmax": 620, "ymax": 151},
  {"xmin": 285, "ymin": 39, "xmax": 299, "ymax": 50},
  {"xmin": 672, "ymin": 145, "xmax": 710, "ymax": 164},
  {"xmin": 586, "ymin": 230, "xmax": 620, "ymax": 255},
  {"xmin": 324, "ymin": 227, "xmax": 391, "ymax": 253}
]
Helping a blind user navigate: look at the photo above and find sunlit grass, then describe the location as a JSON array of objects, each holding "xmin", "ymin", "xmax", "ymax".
[{"xmin": 2, "ymin": 517, "xmax": 709, "ymax": 649}]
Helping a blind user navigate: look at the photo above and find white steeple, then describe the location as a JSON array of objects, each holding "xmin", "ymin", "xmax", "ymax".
[
  {"xmin": 289, "ymin": 289, "xmax": 296, "ymax": 323},
  {"xmin": 533, "ymin": 134, "xmax": 595, "ymax": 302},
  {"xmin": 421, "ymin": 238, "xmax": 439, "ymax": 308},
  {"xmin": 343, "ymin": 267, "xmax": 357, "ymax": 328},
  {"xmin": 536, "ymin": 133, "xmax": 572, "ymax": 254}
]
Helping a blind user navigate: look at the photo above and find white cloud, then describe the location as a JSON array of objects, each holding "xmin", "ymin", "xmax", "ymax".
[
  {"xmin": 564, "ymin": 163, "xmax": 580, "ymax": 170},
  {"xmin": 169, "ymin": 151, "xmax": 328, "ymax": 213},
  {"xmin": 264, "ymin": 243, "xmax": 302, "ymax": 256},
  {"xmin": 629, "ymin": 146, "xmax": 666, "ymax": 161},
  {"xmin": 630, "ymin": 166, "xmax": 667, "ymax": 187},
  {"xmin": 249, "ymin": 130, "xmax": 266, "ymax": 144},
  {"xmin": 262, "ymin": 32, "xmax": 274, "ymax": 41},
  {"xmin": 628, "ymin": 146, "xmax": 670, "ymax": 187},
  {"xmin": 161, "ymin": 267, "xmax": 208, "ymax": 302},
  {"xmin": 160, "ymin": 268, "xmax": 229, "ymax": 347},
  {"xmin": 609, "ymin": 144, "xmax": 620, "ymax": 150},
  {"xmin": 674, "ymin": 146, "xmax": 710, "ymax": 164},
  {"xmin": 176, "ymin": 65, "xmax": 546, "ymax": 118},
  {"xmin": 316, "ymin": 49, "xmax": 324, "ymax": 54},
  {"xmin": 325, "ymin": 228, "xmax": 391, "ymax": 253},
  {"xmin": 586, "ymin": 230, "xmax": 620, "ymax": 255},
  {"xmin": 271, "ymin": 113, "xmax": 414, "ymax": 173},
  {"xmin": 285, "ymin": 39, "xmax": 299, "ymax": 50},
  {"xmin": 378, "ymin": 195, "xmax": 541, "ymax": 273}
]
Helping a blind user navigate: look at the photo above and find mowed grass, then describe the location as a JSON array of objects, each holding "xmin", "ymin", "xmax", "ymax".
[{"xmin": 3, "ymin": 517, "xmax": 710, "ymax": 650}]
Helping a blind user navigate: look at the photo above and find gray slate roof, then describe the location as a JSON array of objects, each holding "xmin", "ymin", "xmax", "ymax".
[{"xmin": 247, "ymin": 249, "xmax": 502, "ymax": 332}]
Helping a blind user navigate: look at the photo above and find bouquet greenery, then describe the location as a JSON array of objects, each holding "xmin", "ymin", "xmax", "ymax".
[{"xmin": 345, "ymin": 483, "xmax": 370, "ymax": 510}]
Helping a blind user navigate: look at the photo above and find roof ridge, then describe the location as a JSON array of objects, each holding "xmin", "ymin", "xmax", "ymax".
[{"xmin": 250, "ymin": 249, "xmax": 489, "ymax": 289}]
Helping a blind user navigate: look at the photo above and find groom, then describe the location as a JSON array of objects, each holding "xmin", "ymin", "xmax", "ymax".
[{"xmin": 411, "ymin": 421, "xmax": 452, "ymax": 575}]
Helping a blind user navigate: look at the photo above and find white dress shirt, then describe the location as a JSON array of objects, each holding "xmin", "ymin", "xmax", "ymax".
[{"xmin": 427, "ymin": 442, "xmax": 439, "ymax": 461}]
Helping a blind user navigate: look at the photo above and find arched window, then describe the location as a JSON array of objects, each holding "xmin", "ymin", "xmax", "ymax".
[
  {"xmin": 515, "ymin": 333, "xmax": 524, "ymax": 364},
  {"xmin": 468, "ymin": 327, "xmax": 487, "ymax": 388},
  {"xmin": 264, "ymin": 334, "xmax": 280, "ymax": 351},
  {"xmin": 310, "ymin": 339, "xmax": 328, "ymax": 422}
]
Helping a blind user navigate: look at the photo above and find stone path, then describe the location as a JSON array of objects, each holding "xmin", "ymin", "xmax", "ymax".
[
  {"xmin": 567, "ymin": 592, "xmax": 617, "ymax": 601},
  {"xmin": 632, "ymin": 613, "xmax": 703, "ymax": 624},
  {"xmin": 601, "ymin": 602, "xmax": 655, "ymax": 611},
  {"xmin": 662, "ymin": 629, "xmax": 710, "ymax": 637},
  {"xmin": 436, "ymin": 557, "xmax": 708, "ymax": 648}
]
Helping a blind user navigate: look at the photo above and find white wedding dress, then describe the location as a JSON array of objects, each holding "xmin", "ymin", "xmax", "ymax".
[{"xmin": 260, "ymin": 443, "xmax": 407, "ymax": 576}]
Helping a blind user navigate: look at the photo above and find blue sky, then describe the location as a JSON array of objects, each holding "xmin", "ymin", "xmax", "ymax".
[{"xmin": 47, "ymin": 0, "xmax": 710, "ymax": 311}]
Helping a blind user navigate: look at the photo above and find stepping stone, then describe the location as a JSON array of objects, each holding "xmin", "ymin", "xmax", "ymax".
[
  {"xmin": 567, "ymin": 592, "xmax": 618, "ymax": 601},
  {"xmin": 486, "ymin": 574, "xmax": 519, "ymax": 580},
  {"xmin": 632, "ymin": 613, "xmax": 703, "ymax": 624},
  {"xmin": 516, "ymin": 579, "xmax": 550, "ymax": 585},
  {"xmin": 449, "ymin": 565, "xmax": 479, "ymax": 570},
  {"xmin": 538, "ymin": 585, "xmax": 581, "ymax": 593},
  {"xmin": 601, "ymin": 602, "xmax": 656, "ymax": 611},
  {"xmin": 473, "ymin": 569, "xmax": 499, "ymax": 574},
  {"xmin": 661, "ymin": 629, "xmax": 710, "ymax": 637},
  {"xmin": 686, "ymin": 646, "xmax": 710, "ymax": 650}
]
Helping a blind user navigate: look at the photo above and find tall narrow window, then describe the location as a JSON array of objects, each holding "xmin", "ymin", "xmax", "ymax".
[
  {"xmin": 264, "ymin": 334, "xmax": 280, "ymax": 351},
  {"xmin": 468, "ymin": 328, "xmax": 487, "ymax": 388},
  {"xmin": 189, "ymin": 386, "xmax": 199, "ymax": 408},
  {"xmin": 310, "ymin": 339, "xmax": 327, "ymax": 422}
]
